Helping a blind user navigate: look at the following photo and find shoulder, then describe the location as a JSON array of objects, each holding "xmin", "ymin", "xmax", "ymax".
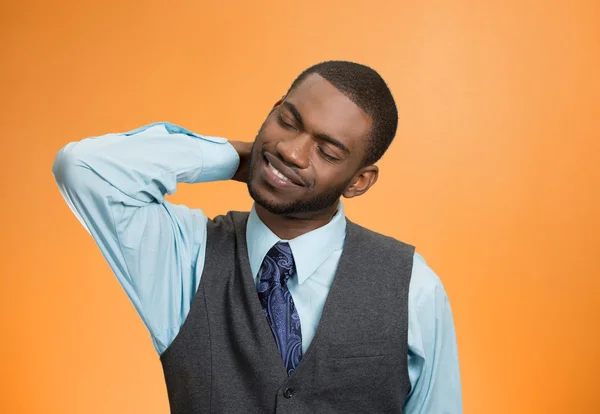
[
  {"xmin": 346, "ymin": 219, "xmax": 415, "ymax": 256},
  {"xmin": 203, "ymin": 210, "xmax": 251, "ymax": 243},
  {"xmin": 206, "ymin": 211, "xmax": 250, "ymax": 229}
]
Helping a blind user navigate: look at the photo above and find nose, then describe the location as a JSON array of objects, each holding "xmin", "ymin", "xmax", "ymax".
[{"xmin": 276, "ymin": 132, "xmax": 311, "ymax": 170}]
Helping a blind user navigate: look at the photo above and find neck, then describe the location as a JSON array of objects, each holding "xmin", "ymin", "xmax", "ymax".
[{"xmin": 255, "ymin": 201, "xmax": 339, "ymax": 240}]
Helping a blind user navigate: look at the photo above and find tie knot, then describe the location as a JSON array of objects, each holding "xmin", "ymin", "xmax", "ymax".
[
  {"xmin": 271, "ymin": 241, "xmax": 291, "ymax": 256},
  {"xmin": 261, "ymin": 242, "xmax": 295, "ymax": 283}
]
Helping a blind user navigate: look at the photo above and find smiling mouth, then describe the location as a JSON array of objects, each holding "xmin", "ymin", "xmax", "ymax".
[
  {"xmin": 262, "ymin": 152, "xmax": 305, "ymax": 187},
  {"xmin": 267, "ymin": 160, "xmax": 292, "ymax": 182}
]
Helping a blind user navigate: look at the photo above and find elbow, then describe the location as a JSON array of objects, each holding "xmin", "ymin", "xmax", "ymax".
[
  {"xmin": 52, "ymin": 143, "xmax": 86, "ymax": 191},
  {"xmin": 52, "ymin": 144, "xmax": 72, "ymax": 185}
]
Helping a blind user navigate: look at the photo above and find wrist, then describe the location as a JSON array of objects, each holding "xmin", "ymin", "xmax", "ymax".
[{"xmin": 229, "ymin": 140, "xmax": 252, "ymax": 183}]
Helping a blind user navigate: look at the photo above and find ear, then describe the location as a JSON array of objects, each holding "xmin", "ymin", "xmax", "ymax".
[{"xmin": 342, "ymin": 165, "xmax": 379, "ymax": 199}]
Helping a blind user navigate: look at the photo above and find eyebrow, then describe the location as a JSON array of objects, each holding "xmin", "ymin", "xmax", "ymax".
[{"xmin": 282, "ymin": 101, "xmax": 351, "ymax": 154}]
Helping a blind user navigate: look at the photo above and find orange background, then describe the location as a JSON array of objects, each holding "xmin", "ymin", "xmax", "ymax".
[{"xmin": 1, "ymin": 0, "xmax": 599, "ymax": 412}]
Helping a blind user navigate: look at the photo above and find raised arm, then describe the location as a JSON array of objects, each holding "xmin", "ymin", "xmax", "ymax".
[{"xmin": 52, "ymin": 122, "xmax": 249, "ymax": 353}]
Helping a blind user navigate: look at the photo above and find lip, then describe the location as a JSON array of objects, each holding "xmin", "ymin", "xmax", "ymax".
[{"xmin": 263, "ymin": 152, "xmax": 306, "ymax": 187}]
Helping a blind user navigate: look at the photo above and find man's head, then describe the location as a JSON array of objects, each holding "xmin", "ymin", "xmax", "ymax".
[{"xmin": 247, "ymin": 60, "xmax": 398, "ymax": 217}]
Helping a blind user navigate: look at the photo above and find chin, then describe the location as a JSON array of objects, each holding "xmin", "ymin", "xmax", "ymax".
[{"xmin": 248, "ymin": 180, "xmax": 297, "ymax": 215}]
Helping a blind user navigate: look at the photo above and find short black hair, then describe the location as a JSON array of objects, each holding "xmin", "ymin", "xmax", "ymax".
[{"xmin": 287, "ymin": 60, "xmax": 398, "ymax": 166}]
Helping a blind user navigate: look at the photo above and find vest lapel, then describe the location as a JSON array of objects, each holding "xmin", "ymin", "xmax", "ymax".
[
  {"xmin": 274, "ymin": 219, "xmax": 360, "ymax": 378},
  {"xmin": 233, "ymin": 213, "xmax": 289, "ymax": 379}
]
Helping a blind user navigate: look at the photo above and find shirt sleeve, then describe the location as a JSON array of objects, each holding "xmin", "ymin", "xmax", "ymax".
[
  {"xmin": 52, "ymin": 122, "xmax": 240, "ymax": 354},
  {"xmin": 404, "ymin": 252, "xmax": 463, "ymax": 413}
]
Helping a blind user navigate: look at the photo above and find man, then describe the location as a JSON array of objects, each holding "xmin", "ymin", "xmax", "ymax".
[{"xmin": 53, "ymin": 61, "xmax": 462, "ymax": 413}]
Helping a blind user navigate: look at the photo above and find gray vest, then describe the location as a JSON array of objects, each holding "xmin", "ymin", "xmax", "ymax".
[{"xmin": 161, "ymin": 211, "xmax": 415, "ymax": 413}]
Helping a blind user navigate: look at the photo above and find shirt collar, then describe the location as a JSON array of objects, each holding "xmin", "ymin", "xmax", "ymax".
[{"xmin": 246, "ymin": 202, "xmax": 347, "ymax": 285}]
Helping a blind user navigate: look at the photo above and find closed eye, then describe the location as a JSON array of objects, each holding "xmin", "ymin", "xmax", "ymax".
[
  {"xmin": 276, "ymin": 114, "xmax": 297, "ymax": 131},
  {"xmin": 318, "ymin": 146, "xmax": 340, "ymax": 162}
]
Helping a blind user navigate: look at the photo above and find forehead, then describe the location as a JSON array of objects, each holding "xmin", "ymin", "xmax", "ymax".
[{"xmin": 285, "ymin": 74, "xmax": 372, "ymax": 149}]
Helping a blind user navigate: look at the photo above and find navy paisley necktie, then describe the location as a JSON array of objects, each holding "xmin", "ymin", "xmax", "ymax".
[{"xmin": 257, "ymin": 242, "xmax": 303, "ymax": 376}]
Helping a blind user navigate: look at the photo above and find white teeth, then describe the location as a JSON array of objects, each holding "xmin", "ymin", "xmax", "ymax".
[{"xmin": 268, "ymin": 162, "xmax": 291, "ymax": 182}]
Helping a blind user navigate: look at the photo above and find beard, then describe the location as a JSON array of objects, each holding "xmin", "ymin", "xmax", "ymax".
[{"xmin": 246, "ymin": 139, "xmax": 350, "ymax": 216}]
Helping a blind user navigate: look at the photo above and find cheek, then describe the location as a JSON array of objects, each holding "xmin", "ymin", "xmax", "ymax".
[
  {"xmin": 259, "ymin": 115, "xmax": 281, "ymax": 139},
  {"xmin": 314, "ymin": 167, "xmax": 351, "ymax": 189}
]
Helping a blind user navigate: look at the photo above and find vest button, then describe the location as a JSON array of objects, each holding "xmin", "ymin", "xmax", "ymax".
[{"xmin": 283, "ymin": 388, "xmax": 294, "ymax": 399}]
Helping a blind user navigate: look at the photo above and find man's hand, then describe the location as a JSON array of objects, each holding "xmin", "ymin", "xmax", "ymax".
[{"xmin": 229, "ymin": 140, "xmax": 253, "ymax": 183}]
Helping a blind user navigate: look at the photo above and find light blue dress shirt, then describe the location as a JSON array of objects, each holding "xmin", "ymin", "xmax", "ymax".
[{"xmin": 52, "ymin": 122, "xmax": 462, "ymax": 413}]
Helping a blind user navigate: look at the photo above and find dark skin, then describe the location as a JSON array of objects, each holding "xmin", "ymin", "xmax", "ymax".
[{"xmin": 230, "ymin": 74, "xmax": 379, "ymax": 240}]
